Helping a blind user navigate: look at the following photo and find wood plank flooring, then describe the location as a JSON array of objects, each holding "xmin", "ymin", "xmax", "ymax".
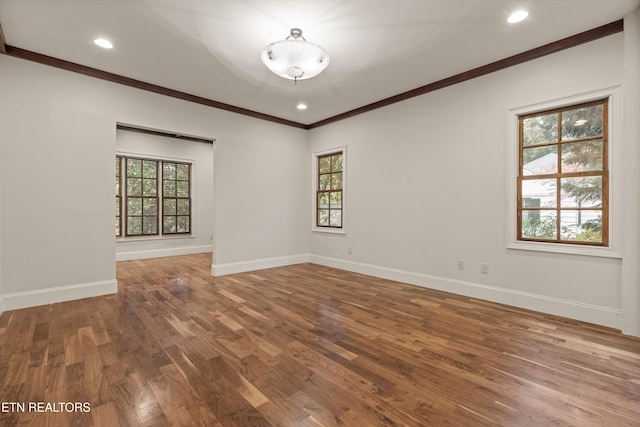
[{"xmin": 1, "ymin": 253, "xmax": 639, "ymax": 426}]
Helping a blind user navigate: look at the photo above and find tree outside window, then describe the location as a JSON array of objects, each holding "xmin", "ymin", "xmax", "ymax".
[
  {"xmin": 125, "ymin": 157, "xmax": 159, "ymax": 236},
  {"xmin": 116, "ymin": 156, "xmax": 192, "ymax": 237},
  {"xmin": 317, "ymin": 152, "xmax": 343, "ymax": 228},
  {"xmin": 162, "ymin": 162, "xmax": 191, "ymax": 234}
]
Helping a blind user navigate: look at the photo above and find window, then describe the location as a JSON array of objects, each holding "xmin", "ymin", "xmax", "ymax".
[
  {"xmin": 125, "ymin": 157, "xmax": 159, "ymax": 236},
  {"xmin": 517, "ymin": 99, "xmax": 608, "ymax": 246},
  {"xmin": 116, "ymin": 156, "xmax": 122, "ymax": 237},
  {"xmin": 162, "ymin": 161, "xmax": 191, "ymax": 234},
  {"xmin": 116, "ymin": 156, "xmax": 192, "ymax": 237},
  {"xmin": 314, "ymin": 149, "xmax": 345, "ymax": 231}
]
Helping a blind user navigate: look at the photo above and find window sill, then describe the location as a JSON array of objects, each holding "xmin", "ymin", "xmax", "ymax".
[
  {"xmin": 507, "ymin": 240, "xmax": 621, "ymax": 258},
  {"xmin": 312, "ymin": 227, "xmax": 346, "ymax": 235},
  {"xmin": 117, "ymin": 234, "xmax": 195, "ymax": 243}
]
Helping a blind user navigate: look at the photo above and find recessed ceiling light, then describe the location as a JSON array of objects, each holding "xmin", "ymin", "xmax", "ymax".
[
  {"xmin": 507, "ymin": 10, "xmax": 529, "ymax": 24},
  {"xmin": 94, "ymin": 38, "xmax": 113, "ymax": 49},
  {"xmin": 297, "ymin": 103, "xmax": 308, "ymax": 110}
]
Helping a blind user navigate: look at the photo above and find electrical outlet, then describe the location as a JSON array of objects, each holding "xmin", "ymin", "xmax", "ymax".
[
  {"xmin": 348, "ymin": 246, "xmax": 353, "ymax": 254},
  {"xmin": 481, "ymin": 263, "xmax": 489, "ymax": 274},
  {"xmin": 457, "ymin": 260, "xmax": 464, "ymax": 270}
]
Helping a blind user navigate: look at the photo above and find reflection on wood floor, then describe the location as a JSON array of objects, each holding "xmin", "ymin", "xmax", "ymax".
[{"xmin": 1, "ymin": 253, "xmax": 639, "ymax": 426}]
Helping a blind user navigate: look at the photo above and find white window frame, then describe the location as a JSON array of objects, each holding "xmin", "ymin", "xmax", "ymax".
[
  {"xmin": 312, "ymin": 146, "xmax": 347, "ymax": 234},
  {"xmin": 506, "ymin": 88, "xmax": 621, "ymax": 258}
]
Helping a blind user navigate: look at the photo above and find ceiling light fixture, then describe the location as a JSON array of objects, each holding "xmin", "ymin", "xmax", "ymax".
[
  {"xmin": 261, "ymin": 28, "xmax": 330, "ymax": 84},
  {"xmin": 507, "ymin": 10, "xmax": 529, "ymax": 24},
  {"xmin": 297, "ymin": 103, "xmax": 308, "ymax": 110},
  {"xmin": 94, "ymin": 38, "xmax": 113, "ymax": 49}
]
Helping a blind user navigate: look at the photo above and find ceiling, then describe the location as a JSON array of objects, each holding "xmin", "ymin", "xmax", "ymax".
[{"xmin": 0, "ymin": 0, "xmax": 639, "ymax": 127}]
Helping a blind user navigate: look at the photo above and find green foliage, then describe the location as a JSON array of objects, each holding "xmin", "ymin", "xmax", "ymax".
[
  {"xmin": 522, "ymin": 215, "xmax": 556, "ymax": 239},
  {"xmin": 576, "ymin": 218, "xmax": 602, "ymax": 242},
  {"xmin": 561, "ymin": 140, "xmax": 603, "ymax": 171},
  {"xmin": 522, "ymin": 214, "xmax": 602, "ymax": 242},
  {"xmin": 523, "ymin": 113, "xmax": 557, "ymax": 147},
  {"xmin": 561, "ymin": 176, "xmax": 602, "ymax": 206}
]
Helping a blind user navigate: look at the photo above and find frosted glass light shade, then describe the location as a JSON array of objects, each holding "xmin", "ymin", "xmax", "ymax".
[{"xmin": 261, "ymin": 29, "xmax": 330, "ymax": 81}]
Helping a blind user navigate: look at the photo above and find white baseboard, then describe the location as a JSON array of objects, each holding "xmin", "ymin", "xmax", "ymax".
[
  {"xmin": 308, "ymin": 255, "xmax": 622, "ymax": 330},
  {"xmin": 4, "ymin": 253, "xmax": 619, "ymax": 330},
  {"xmin": 1, "ymin": 279, "xmax": 118, "ymax": 312},
  {"xmin": 116, "ymin": 245, "xmax": 213, "ymax": 261},
  {"xmin": 212, "ymin": 254, "xmax": 309, "ymax": 276}
]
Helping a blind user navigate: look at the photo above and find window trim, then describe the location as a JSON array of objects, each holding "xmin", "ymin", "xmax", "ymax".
[
  {"xmin": 312, "ymin": 146, "xmax": 347, "ymax": 234},
  {"xmin": 506, "ymin": 88, "xmax": 621, "ymax": 258}
]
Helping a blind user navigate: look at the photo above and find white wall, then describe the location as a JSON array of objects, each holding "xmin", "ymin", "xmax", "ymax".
[
  {"xmin": 621, "ymin": 9, "xmax": 640, "ymax": 337},
  {"xmin": 0, "ymin": 58, "xmax": 118, "ymax": 309},
  {"xmin": 0, "ymin": 54, "xmax": 308, "ymax": 310},
  {"xmin": 211, "ymin": 121, "xmax": 310, "ymax": 275},
  {"xmin": 0, "ymin": 56, "xmax": 3, "ymax": 315},
  {"xmin": 308, "ymin": 33, "xmax": 632, "ymax": 331},
  {"xmin": 115, "ymin": 128, "xmax": 214, "ymax": 261}
]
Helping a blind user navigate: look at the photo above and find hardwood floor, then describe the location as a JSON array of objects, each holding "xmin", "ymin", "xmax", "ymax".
[{"xmin": 1, "ymin": 253, "xmax": 639, "ymax": 426}]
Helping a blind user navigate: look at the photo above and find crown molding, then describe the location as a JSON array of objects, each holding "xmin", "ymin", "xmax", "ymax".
[
  {"xmin": 0, "ymin": 19, "xmax": 623, "ymax": 130},
  {"xmin": 308, "ymin": 20, "xmax": 624, "ymax": 129},
  {"xmin": 2, "ymin": 45, "xmax": 309, "ymax": 130}
]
